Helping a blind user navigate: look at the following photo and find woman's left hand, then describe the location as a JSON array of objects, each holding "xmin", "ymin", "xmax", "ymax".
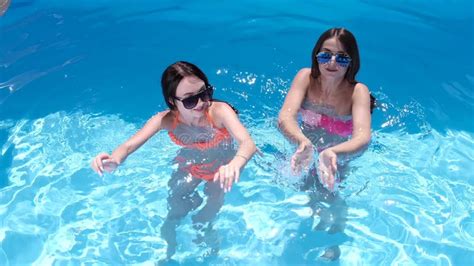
[
  {"xmin": 318, "ymin": 148, "xmax": 338, "ymax": 191},
  {"xmin": 213, "ymin": 160, "xmax": 241, "ymax": 193}
]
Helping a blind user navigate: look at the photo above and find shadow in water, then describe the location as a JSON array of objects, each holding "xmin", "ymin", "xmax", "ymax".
[{"xmin": 281, "ymin": 167, "xmax": 352, "ymax": 264}]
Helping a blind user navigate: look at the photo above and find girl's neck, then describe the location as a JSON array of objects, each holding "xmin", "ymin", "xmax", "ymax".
[
  {"xmin": 177, "ymin": 110, "xmax": 208, "ymax": 127},
  {"xmin": 318, "ymin": 76, "xmax": 346, "ymax": 98}
]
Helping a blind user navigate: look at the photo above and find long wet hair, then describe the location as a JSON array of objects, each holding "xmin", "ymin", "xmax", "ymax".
[
  {"xmin": 310, "ymin": 28, "xmax": 375, "ymax": 112},
  {"xmin": 161, "ymin": 61, "xmax": 210, "ymax": 110}
]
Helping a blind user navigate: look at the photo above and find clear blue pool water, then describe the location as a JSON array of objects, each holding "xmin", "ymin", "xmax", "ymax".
[{"xmin": 1, "ymin": 0, "xmax": 473, "ymax": 265}]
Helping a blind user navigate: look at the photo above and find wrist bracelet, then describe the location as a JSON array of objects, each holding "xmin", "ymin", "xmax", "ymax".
[{"xmin": 235, "ymin": 154, "xmax": 249, "ymax": 161}]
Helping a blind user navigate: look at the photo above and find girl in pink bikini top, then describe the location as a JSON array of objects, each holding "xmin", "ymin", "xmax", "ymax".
[
  {"xmin": 300, "ymin": 99, "xmax": 353, "ymax": 137},
  {"xmin": 299, "ymin": 99, "xmax": 354, "ymax": 152}
]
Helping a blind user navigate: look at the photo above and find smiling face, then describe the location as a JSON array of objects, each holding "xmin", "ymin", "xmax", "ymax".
[
  {"xmin": 317, "ymin": 37, "xmax": 349, "ymax": 80},
  {"xmin": 173, "ymin": 76, "xmax": 209, "ymax": 118}
]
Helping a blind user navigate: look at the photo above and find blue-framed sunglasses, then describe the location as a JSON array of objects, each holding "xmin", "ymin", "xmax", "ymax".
[
  {"xmin": 174, "ymin": 84, "xmax": 213, "ymax": 109},
  {"xmin": 316, "ymin": 51, "xmax": 352, "ymax": 68}
]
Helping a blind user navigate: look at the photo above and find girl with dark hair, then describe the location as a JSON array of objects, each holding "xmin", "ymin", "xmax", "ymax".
[
  {"xmin": 278, "ymin": 28, "xmax": 373, "ymax": 261},
  {"xmin": 91, "ymin": 61, "xmax": 256, "ymax": 258},
  {"xmin": 278, "ymin": 28, "xmax": 373, "ymax": 190}
]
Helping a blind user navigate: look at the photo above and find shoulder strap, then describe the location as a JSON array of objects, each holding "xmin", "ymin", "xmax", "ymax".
[{"xmin": 169, "ymin": 111, "xmax": 179, "ymax": 130}]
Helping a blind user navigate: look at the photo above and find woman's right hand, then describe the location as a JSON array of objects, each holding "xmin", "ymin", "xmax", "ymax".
[
  {"xmin": 318, "ymin": 148, "xmax": 338, "ymax": 191},
  {"xmin": 91, "ymin": 152, "xmax": 119, "ymax": 176},
  {"xmin": 291, "ymin": 138, "xmax": 314, "ymax": 175}
]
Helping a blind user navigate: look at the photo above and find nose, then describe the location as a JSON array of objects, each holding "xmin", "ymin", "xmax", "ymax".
[
  {"xmin": 326, "ymin": 55, "xmax": 338, "ymax": 66},
  {"xmin": 195, "ymin": 97, "xmax": 206, "ymax": 109}
]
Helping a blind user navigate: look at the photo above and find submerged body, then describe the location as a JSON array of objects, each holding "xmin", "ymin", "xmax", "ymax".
[
  {"xmin": 169, "ymin": 108, "xmax": 235, "ymax": 180},
  {"xmin": 300, "ymin": 99, "xmax": 353, "ymax": 151}
]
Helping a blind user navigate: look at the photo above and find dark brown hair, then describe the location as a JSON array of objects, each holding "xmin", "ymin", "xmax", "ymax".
[
  {"xmin": 310, "ymin": 28, "xmax": 360, "ymax": 84},
  {"xmin": 161, "ymin": 61, "xmax": 210, "ymax": 110},
  {"xmin": 310, "ymin": 28, "xmax": 376, "ymax": 112}
]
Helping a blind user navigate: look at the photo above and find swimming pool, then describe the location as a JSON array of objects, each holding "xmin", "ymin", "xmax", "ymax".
[{"xmin": 1, "ymin": 0, "xmax": 473, "ymax": 264}]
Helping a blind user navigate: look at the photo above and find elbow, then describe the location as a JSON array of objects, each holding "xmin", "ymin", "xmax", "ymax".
[
  {"xmin": 277, "ymin": 114, "xmax": 283, "ymax": 128},
  {"xmin": 277, "ymin": 119, "xmax": 284, "ymax": 131},
  {"xmin": 278, "ymin": 110, "xmax": 297, "ymax": 132},
  {"xmin": 352, "ymin": 131, "xmax": 371, "ymax": 150},
  {"xmin": 248, "ymin": 138, "xmax": 257, "ymax": 156},
  {"xmin": 362, "ymin": 132, "xmax": 371, "ymax": 146},
  {"xmin": 359, "ymin": 133, "xmax": 371, "ymax": 150},
  {"xmin": 240, "ymin": 137, "xmax": 257, "ymax": 158},
  {"xmin": 277, "ymin": 115, "xmax": 288, "ymax": 132},
  {"xmin": 277, "ymin": 110, "xmax": 286, "ymax": 127}
]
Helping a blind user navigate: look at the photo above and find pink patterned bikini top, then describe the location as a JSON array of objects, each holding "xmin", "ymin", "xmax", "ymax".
[{"xmin": 300, "ymin": 100, "xmax": 353, "ymax": 137}]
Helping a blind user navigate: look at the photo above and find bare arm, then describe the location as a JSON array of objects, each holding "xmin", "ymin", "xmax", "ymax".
[
  {"xmin": 91, "ymin": 110, "xmax": 170, "ymax": 175},
  {"xmin": 278, "ymin": 68, "xmax": 312, "ymax": 145},
  {"xmin": 212, "ymin": 102, "xmax": 256, "ymax": 191},
  {"xmin": 219, "ymin": 105, "xmax": 256, "ymax": 168},
  {"xmin": 112, "ymin": 111, "xmax": 169, "ymax": 163},
  {"xmin": 278, "ymin": 68, "xmax": 315, "ymax": 174},
  {"xmin": 328, "ymin": 83, "xmax": 372, "ymax": 155},
  {"xmin": 317, "ymin": 83, "xmax": 372, "ymax": 191}
]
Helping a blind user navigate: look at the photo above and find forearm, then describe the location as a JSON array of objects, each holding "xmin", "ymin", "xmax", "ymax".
[
  {"xmin": 232, "ymin": 138, "xmax": 256, "ymax": 169},
  {"xmin": 278, "ymin": 116, "xmax": 310, "ymax": 145},
  {"xmin": 328, "ymin": 134, "xmax": 370, "ymax": 156},
  {"xmin": 110, "ymin": 143, "xmax": 135, "ymax": 164}
]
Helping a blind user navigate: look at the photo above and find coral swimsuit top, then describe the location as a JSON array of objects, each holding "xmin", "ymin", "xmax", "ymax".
[
  {"xmin": 300, "ymin": 99, "xmax": 353, "ymax": 137},
  {"xmin": 167, "ymin": 109, "xmax": 234, "ymax": 181},
  {"xmin": 168, "ymin": 110, "xmax": 232, "ymax": 151}
]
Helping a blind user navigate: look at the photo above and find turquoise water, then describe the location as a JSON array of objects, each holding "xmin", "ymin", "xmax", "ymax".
[{"xmin": 1, "ymin": 1, "xmax": 473, "ymax": 265}]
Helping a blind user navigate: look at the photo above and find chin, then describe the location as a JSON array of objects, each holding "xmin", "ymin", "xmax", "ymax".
[{"xmin": 323, "ymin": 70, "xmax": 344, "ymax": 78}]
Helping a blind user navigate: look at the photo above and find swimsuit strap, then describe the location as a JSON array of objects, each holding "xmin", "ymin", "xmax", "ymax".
[
  {"xmin": 168, "ymin": 109, "xmax": 231, "ymax": 150},
  {"xmin": 203, "ymin": 109, "xmax": 231, "ymax": 148},
  {"xmin": 170, "ymin": 109, "xmax": 214, "ymax": 128},
  {"xmin": 205, "ymin": 108, "xmax": 219, "ymax": 128},
  {"xmin": 169, "ymin": 111, "xmax": 179, "ymax": 130}
]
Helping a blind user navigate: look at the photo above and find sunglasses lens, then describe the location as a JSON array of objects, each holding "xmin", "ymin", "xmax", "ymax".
[
  {"xmin": 336, "ymin": 54, "xmax": 351, "ymax": 67},
  {"xmin": 180, "ymin": 86, "xmax": 213, "ymax": 109},
  {"xmin": 317, "ymin": 52, "xmax": 331, "ymax": 64},
  {"xmin": 182, "ymin": 95, "xmax": 199, "ymax": 109}
]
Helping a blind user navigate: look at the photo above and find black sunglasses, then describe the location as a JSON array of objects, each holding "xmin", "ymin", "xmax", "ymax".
[{"xmin": 174, "ymin": 85, "xmax": 213, "ymax": 109}]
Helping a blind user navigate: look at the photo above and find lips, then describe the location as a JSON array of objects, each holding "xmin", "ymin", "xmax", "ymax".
[{"xmin": 326, "ymin": 68, "xmax": 338, "ymax": 72}]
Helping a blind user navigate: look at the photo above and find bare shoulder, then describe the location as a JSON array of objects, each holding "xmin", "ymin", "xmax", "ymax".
[
  {"xmin": 286, "ymin": 68, "xmax": 311, "ymax": 96},
  {"xmin": 294, "ymin": 68, "xmax": 311, "ymax": 84},
  {"xmin": 291, "ymin": 68, "xmax": 312, "ymax": 93},
  {"xmin": 209, "ymin": 101, "xmax": 238, "ymax": 128},
  {"xmin": 148, "ymin": 110, "xmax": 173, "ymax": 130},
  {"xmin": 297, "ymin": 67, "xmax": 312, "ymax": 76},
  {"xmin": 210, "ymin": 101, "xmax": 236, "ymax": 116},
  {"xmin": 353, "ymin": 82, "xmax": 370, "ymax": 97},
  {"xmin": 351, "ymin": 83, "xmax": 371, "ymax": 109}
]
